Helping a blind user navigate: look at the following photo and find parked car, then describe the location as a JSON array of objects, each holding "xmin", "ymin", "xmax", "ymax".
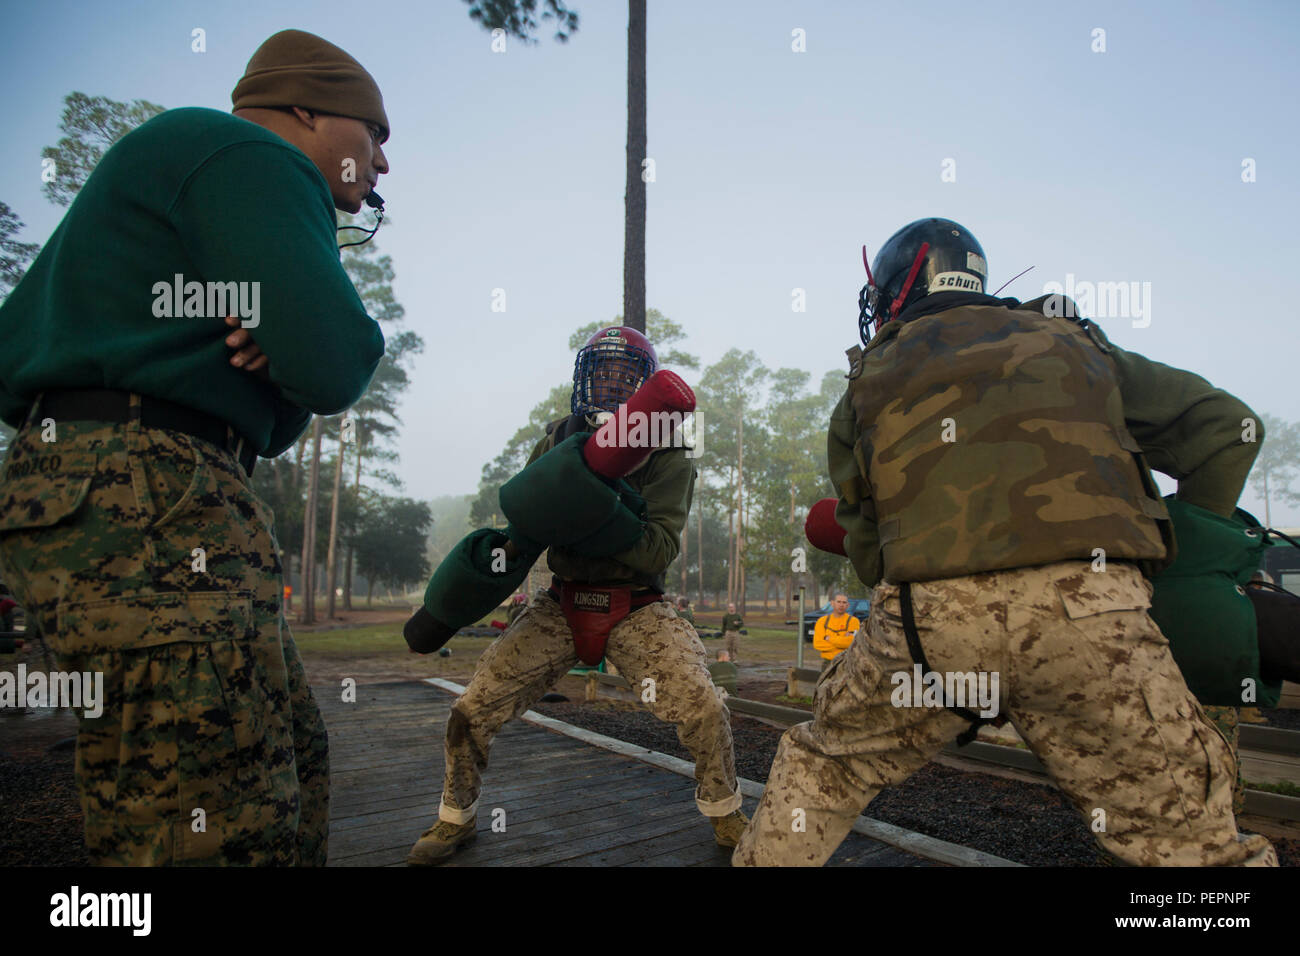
[{"xmin": 802, "ymin": 598, "xmax": 871, "ymax": 642}]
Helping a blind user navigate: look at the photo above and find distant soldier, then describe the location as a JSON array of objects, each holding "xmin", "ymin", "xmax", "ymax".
[
  {"xmin": 720, "ymin": 603, "xmax": 745, "ymax": 663},
  {"xmin": 676, "ymin": 595, "xmax": 696, "ymax": 626},
  {"xmin": 736, "ymin": 218, "xmax": 1276, "ymax": 867}
]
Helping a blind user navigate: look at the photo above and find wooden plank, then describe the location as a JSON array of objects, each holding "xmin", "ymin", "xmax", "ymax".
[
  {"xmin": 319, "ymin": 679, "xmax": 987, "ymax": 867},
  {"xmin": 462, "ymin": 791, "xmax": 697, "ymax": 867},
  {"xmin": 501, "ymin": 799, "xmax": 700, "ymax": 867},
  {"xmin": 329, "ymin": 755, "xmax": 628, "ymax": 817},
  {"xmin": 330, "ymin": 768, "xmax": 680, "ymax": 857},
  {"xmin": 331, "ymin": 740, "xmax": 610, "ymax": 786},
  {"xmin": 557, "ymin": 817, "xmax": 712, "ymax": 867}
]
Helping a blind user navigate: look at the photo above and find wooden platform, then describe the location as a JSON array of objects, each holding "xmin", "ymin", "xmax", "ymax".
[{"xmin": 321, "ymin": 680, "xmax": 966, "ymax": 867}]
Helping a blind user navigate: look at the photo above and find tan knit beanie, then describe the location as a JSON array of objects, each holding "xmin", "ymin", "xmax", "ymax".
[{"xmin": 232, "ymin": 29, "xmax": 389, "ymax": 141}]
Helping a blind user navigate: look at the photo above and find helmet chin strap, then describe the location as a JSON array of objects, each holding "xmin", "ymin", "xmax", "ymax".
[{"xmin": 889, "ymin": 241, "xmax": 930, "ymax": 320}]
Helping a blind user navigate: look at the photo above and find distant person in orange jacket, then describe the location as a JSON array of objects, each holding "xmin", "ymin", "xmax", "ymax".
[{"xmin": 813, "ymin": 594, "xmax": 860, "ymax": 670}]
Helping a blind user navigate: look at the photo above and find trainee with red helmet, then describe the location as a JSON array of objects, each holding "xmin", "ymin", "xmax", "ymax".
[
  {"xmin": 571, "ymin": 326, "xmax": 659, "ymax": 421},
  {"xmin": 407, "ymin": 325, "xmax": 747, "ymax": 864}
]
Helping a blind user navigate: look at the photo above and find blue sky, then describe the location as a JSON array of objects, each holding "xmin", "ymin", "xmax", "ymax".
[{"xmin": 2, "ymin": 0, "xmax": 1297, "ymax": 523}]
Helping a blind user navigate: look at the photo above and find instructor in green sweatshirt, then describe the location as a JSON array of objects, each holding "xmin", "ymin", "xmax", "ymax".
[{"xmin": 0, "ymin": 30, "xmax": 388, "ymax": 865}]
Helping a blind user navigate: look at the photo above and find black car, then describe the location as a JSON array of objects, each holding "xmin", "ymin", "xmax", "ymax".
[{"xmin": 802, "ymin": 598, "xmax": 871, "ymax": 642}]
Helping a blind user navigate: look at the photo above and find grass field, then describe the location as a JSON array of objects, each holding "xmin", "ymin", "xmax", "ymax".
[{"xmin": 292, "ymin": 611, "xmax": 820, "ymax": 686}]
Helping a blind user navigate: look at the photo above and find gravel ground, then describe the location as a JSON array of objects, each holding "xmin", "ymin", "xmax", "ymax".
[
  {"xmin": 532, "ymin": 698, "xmax": 1299, "ymax": 867},
  {"xmin": 1259, "ymin": 707, "xmax": 1300, "ymax": 731},
  {"xmin": 0, "ymin": 748, "xmax": 88, "ymax": 866}
]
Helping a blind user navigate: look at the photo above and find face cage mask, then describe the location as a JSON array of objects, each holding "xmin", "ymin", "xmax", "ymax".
[
  {"xmin": 571, "ymin": 345, "xmax": 656, "ymax": 418},
  {"xmin": 857, "ymin": 282, "xmax": 880, "ymax": 349},
  {"xmin": 857, "ymin": 241, "xmax": 931, "ymax": 348}
]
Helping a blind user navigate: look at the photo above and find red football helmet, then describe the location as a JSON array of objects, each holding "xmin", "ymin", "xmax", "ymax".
[{"xmin": 572, "ymin": 326, "xmax": 659, "ymax": 418}]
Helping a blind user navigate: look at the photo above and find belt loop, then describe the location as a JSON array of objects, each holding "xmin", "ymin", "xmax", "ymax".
[
  {"xmin": 226, "ymin": 425, "xmax": 247, "ymax": 473},
  {"xmin": 21, "ymin": 391, "xmax": 46, "ymax": 432},
  {"xmin": 126, "ymin": 393, "xmax": 143, "ymax": 433}
]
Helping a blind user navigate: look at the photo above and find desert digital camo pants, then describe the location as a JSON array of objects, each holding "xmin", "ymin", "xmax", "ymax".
[
  {"xmin": 1202, "ymin": 705, "xmax": 1245, "ymax": 816},
  {"xmin": 438, "ymin": 590, "xmax": 741, "ymax": 822},
  {"xmin": 734, "ymin": 560, "xmax": 1277, "ymax": 867},
  {"xmin": 0, "ymin": 412, "xmax": 328, "ymax": 865}
]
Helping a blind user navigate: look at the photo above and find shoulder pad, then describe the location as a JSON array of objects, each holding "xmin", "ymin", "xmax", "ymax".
[
  {"xmin": 1077, "ymin": 318, "xmax": 1114, "ymax": 354},
  {"xmin": 845, "ymin": 345, "xmax": 864, "ymax": 380}
]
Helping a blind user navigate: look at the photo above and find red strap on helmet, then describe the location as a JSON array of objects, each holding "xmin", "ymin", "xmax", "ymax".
[
  {"xmin": 890, "ymin": 241, "xmax": 930, "ymax": 319},
  {"xmin": 861, "ymin": 244, "xmax": 875, "ymax": 287}
]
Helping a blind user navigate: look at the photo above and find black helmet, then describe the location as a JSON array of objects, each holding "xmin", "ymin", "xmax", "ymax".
[{"xmin": 858, "ymin": 218, "xmax": 988, "ymax": 344}]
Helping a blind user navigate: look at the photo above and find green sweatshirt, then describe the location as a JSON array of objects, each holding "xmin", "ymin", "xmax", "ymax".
[
  {"xmin": 829, "ymin": 296, "xmax": 1262, "ymax": 588},
  {"xmin": 527, "ymin": 415, "xmax": 695, "ymax": 590},
  {"xmin": 0, "ymin": 107, "xmax": 384, "ymax": 457}
]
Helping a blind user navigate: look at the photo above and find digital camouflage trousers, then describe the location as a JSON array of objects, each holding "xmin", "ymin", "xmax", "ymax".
[{"xmin": 0, "ymin": 410, "xmax": 327, "ymax": 865}]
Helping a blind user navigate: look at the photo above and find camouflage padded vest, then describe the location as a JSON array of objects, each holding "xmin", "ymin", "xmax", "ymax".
[{"xmin": 847, "ymin": 301, "xmax": 1172, "ymax": 582}]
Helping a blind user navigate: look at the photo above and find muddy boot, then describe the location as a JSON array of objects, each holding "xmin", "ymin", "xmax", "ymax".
[
  {"xmin": 711, "ymin": 809, "xmax": 749, "ymax": 848},
  {"xmin": 407, "ymin": 817, "xmax": 478, "ymax": 866}
]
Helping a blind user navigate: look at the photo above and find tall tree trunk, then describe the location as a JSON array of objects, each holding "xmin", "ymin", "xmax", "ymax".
[
  {"xmin": 726, "ymin": 462, "xmax": 737, "ymax": 604},
  {"xmin": 292, "ymin": 430, "xmax": 308, "ymax": 609},
  {"xmin": 344, "ymin": 433, "xmax": 364, "ymax": 611},
  {"xmin": 680, "ymin": 495, "xmax": 688, "ymax": 597},
  {"xmin": 623, "ymin": 0, "xmax": 647, "ymax": 333},
  {"xmin": 272, "ymin": 454, "xmax": 286, "ymax": 505},
  {"xmin": 696, "ymin": 482, "xmax": 703, "ymax": 605},
  {"xmin": 726, "ymin": 506, "xmax": 735, "ymax": 606},
  {"xmin": 294, "ymin": 433, "xmax": 308, "ymax": 500},
  {"xmin": 325, "ymin": 427, "xmax": 346, "ymax": 619},
  {"xmin": 300, "ymin": 417, "xmax": 323, "ymax": 624},
  {"xmin": 787, "ymin": 484, "xmax": 795, "ymax": 617},
  {"xmin": 736, "ymin": 411, "xmax": 745, "ymax": 610}
]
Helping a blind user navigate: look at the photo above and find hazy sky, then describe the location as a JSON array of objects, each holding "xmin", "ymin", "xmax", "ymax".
[{"xmin": 3, "ymin": 0, "xmax": 1298, "ymax": 524}]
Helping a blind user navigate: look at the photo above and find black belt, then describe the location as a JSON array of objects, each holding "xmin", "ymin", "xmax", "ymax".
[{"xmin": 36, "ymin": 389, "xmax": 257, "ymax": 477}]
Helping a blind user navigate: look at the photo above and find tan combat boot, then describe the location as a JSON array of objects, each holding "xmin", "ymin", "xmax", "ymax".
[
  {"xmin": 710, "ymin": 809, "xmax": 749, "ymax": 848},
  {"xmin": 406, "ymin": 817, "xmax": 478, "ymax": 866}
]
